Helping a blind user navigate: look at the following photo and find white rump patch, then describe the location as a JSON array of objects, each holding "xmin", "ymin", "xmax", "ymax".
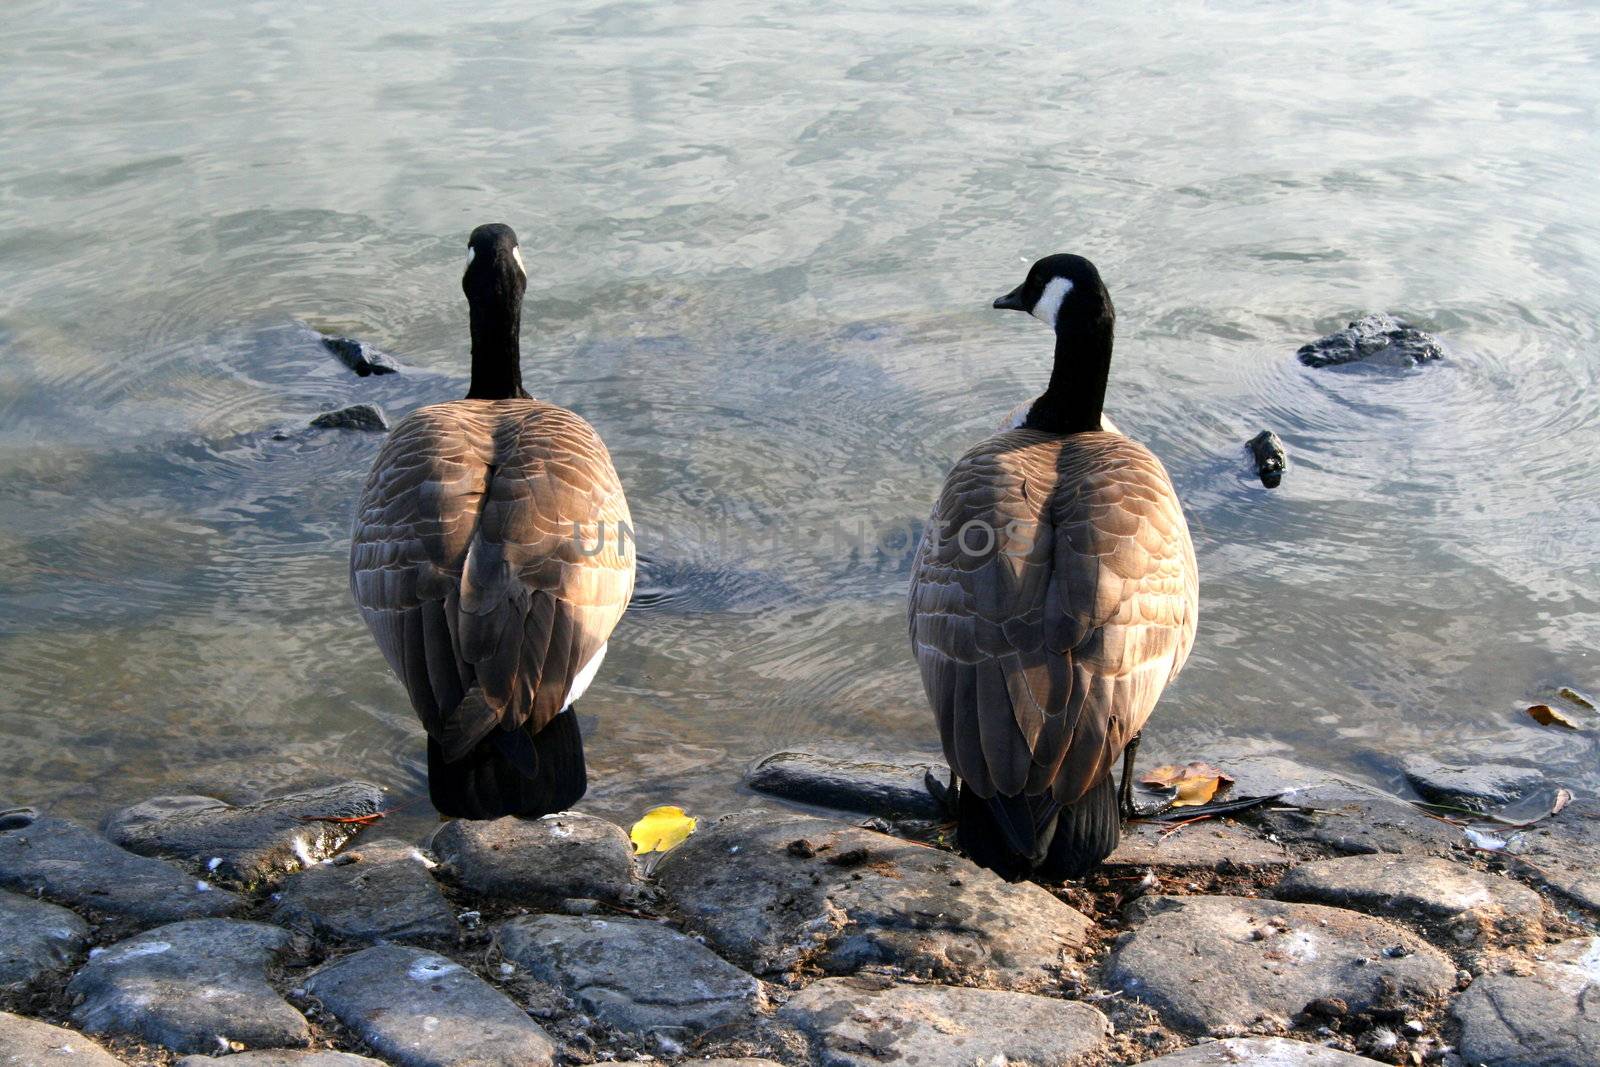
[
  {"xmin": 562, "ymin": 642, "xmax": 607, "ymax": 710},
  {"xmin": 512, "ymin": 245, "xmax": 526, "ymax": 275},
  {"xmin": 1031, "ymin": 276, "xmax": 1073, "ymax": 328},
  {"xmin": 464, "ymin": 245, "xmax": 476, "ymax": 270}
]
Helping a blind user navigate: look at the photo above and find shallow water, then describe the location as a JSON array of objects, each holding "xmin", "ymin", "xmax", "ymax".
[{"xmin": 2, "ymin": 0, "xmax": 1597, "ymax": 838}]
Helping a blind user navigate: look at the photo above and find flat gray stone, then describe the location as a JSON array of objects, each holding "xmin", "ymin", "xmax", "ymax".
[
  {"xmin": 430, "ymin": 812, "xmax": 635, "ymax": 902},
  {"xmin": 304, "ymin": 945, "xmax": 554, "ymax": 1067},
  {"xmin": 1105, "ymin": 895, "xmax": 1456, "ymax": 1035},
  {"xmin": 0, "ymin": 888, "xmax": 89, "ymax": 991},
  {"xmin": 1106, "ymin": 821, "xmax": 1290, "ymax": 871},
  {"xmin": 0, "ymin": 1012, "xmax": 126, "ymax": 1065},
  {"xmin": 656, "ymin": 811, "xmax": 1091, "ymax": 991},
  {"xmin": 103, "ymin": 781, "xmax": 385, "ymax": 890},
  {"xmin": 1399, "ymin": 755, "xmax": 1544, "ymax": 814},
  {"xmin": 0, "ymin": 813, "xmax": 243, "ymax": 922},
  {"xmin": 274, "ymin": 838, "xmax": 458, "ymax": 944},
  {"xmin": 1245, "ymin": 784, "xmax": 1460, "ymax": 856},
  {"xmin": 176, "ymin": 1054, "xmax": 386, "ymax": 1066},
  {"xmin": 1450, "ymin": 936, "xmax": 1600, "ymax": 1067},
  {"xmin": 1504, "ymin": 796, "xmax": 1600, "ymax": 912},
  {"xmin": 1277, "ymin": 854, "xmax": 1544, "ymax": 940},
  {"xmin": 497, "ymin": 913, "xmax": 761, "ymax": 1035},
  {"xmin": 779, "ymin": 976, "xmax": 1108, "ymax": 1066},
  {"xmin": 1136, "ymin": 1037, "xmax": 1385, "ymax": 1065},
  {"xmin": 745, "ymin": 749, "xmax": 946, "ymax": 820},
  {"xmin": 68, "ymin": 919, "xmax": 307, "ymax": 1054}
]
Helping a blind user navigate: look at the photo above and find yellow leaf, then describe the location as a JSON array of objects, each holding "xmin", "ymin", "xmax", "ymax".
[
  {"xmin": 1139, "ymin": 761, "xmax": 1235, "ymax": 808},
  {"xmin": 630, "ymin": 805, "xmax": 697, "ymax": 855},
  {"xmin": 1528, "ymin": 704, "xmax": 1580, "ymax": 730}
]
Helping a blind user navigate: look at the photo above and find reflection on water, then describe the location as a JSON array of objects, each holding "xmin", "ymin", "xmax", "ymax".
[{"xmin": 1, "ymin": 0, "xmax": 1597, "ymax": 836}]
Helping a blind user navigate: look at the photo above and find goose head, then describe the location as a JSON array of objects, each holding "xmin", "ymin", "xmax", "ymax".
[
  {"xmin": 992, "ymin": 253, "xmax": 1113, "ymax": 335},
  {"xmin": 462, "ymin": 222, "xmax": 529, "ymax": 400}
]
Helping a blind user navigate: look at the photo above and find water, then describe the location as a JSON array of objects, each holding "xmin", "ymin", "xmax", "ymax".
[{"xmin": 3, "ymin": 0, "xmax": 1598, "ymax": 839}]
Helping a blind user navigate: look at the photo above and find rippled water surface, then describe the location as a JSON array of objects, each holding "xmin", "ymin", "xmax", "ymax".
[{"xmin": 3, "ymin": 0, "xmax": 1597, "ymax": 836}]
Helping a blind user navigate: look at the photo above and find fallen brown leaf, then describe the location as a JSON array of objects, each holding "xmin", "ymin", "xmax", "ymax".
[
  {"xmin": 1139, "ymin": 762, "xmax": 1236, "ymax": 807},
  {"xmin": 1528, "ymin": 704, "xmax": 1581, "ymax": 730}
]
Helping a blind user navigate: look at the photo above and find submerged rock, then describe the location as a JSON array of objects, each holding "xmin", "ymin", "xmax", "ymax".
[
  {"xmin": 1398, "ymin": 754, "xmax": 1544, "ymax": 814},
  {"xmin": 1246, "ymin": 430, "xmax": 1287, "ymax": 488},
  {"xmin": 0, "ymin": 888, "xmax": 90, "ymax": 992},
  {"xmin": 1297, "ymin": 314, "xmax": 1444, "ymax": 369},
  {"xmin": 68, "ymin": 919, "xmax": 307, "ymax": 1054},
  {"xmin": 744, "ymin": 748, "xmax": 947, "ymax": 820},
  {"xmin": 319, "ymin": 335, "xmax": 400, "ymax": 376},
  {"xmin": 273, "ymin": 838, "xmax": 458, "ymax": 944},
  {"xmin": 655, "ymin": 810, "xmax": 1091, "ymax": 991},
  {"xmin": 309, "ymin": 404, "xmax": 388, "ymax": 432},
  {"xmin": 1104, "ymin": 895, "xmax": 1455, "ymax": 1034},
  {"xmin": 305, "ymin": 945, "xmax": 555, "ymax": 1067},
  {"xmin": 1136, "ymin": 1037, "xmax": 1385, "ymax": 1065},
  {"xmin": 779, "ymin": 977, "xmax": 1109, "ymax": 1066},
  {"xmin": 0, "ymin": 1012, "xmax": 126, "ymax": 1065},
  {"xmin": 431, "ymin": 812, "xmax": 636, "ymax": 903},
  {"xmin": 102, "ymin": 781, "xmax": 385, "ymax": 890},
  {"xmin": 1278, "ymin": 854, "xmax": 1544, "ymax": 941},
  {"xmin": 496, "ymin": 913, "xmax": 762, "ymax": 1035},
  {"xmin": 0, "ymin": 813, "xmax": 243, "ymax": 922},
  {"xmin": 1450, "ymin": 936, "xmax": 1600, "ymax": 1067}
]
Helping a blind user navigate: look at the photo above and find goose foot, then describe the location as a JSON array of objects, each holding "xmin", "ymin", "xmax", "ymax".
[{"xmin": 925, "ymin": 768, "xmax": 958, "ymax": 817}]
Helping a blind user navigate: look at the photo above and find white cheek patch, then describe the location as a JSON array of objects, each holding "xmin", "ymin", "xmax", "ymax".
[
  {"xmin": 512, "ymin": 246, "xmax": 526, "ymax": 275},
  {"xmin": 1031, "ymin": 276, "xmax": 1073, "ymax": 328}
]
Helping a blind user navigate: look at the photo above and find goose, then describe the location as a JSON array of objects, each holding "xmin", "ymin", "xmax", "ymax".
[
  {"xmin": 908, "ymin": 254, "xmax": 1197, "ymax": 879},
  {"xmin": 349, "ymin": 223, "xmax": 635, "ymax": 819}
]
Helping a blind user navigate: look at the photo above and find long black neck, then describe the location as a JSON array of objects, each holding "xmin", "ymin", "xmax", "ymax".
[
  {"xmin": 1023, "ymin": 317, "xmax": 1113, "ymax": 434},
  {"xmin": 466, "ymin": 298, "xmax": 527, "ymax": 400}
]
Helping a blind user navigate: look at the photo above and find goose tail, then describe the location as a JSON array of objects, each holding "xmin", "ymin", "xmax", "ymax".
[
  {"xmin": 427, "ymin": 708, "xmax": 587, "ymax": 819},
  {"xmin": 956, "ymin": 773, "xmax": 1119, "ymax": 881}
]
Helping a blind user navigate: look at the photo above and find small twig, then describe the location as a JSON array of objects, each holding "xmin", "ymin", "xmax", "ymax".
[{"xmin": 1158, "ymin": 814, "xmax": 1214, "ymax": 838}]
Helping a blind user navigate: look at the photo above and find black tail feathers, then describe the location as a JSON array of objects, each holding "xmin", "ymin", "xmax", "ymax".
[
  {"xmin": 957, "ymin": 773, "xmax": 1121, "ymax": 881},
  {"xmin": 427, "ymin": 708, "xmax": 587, "ymax": 819}
]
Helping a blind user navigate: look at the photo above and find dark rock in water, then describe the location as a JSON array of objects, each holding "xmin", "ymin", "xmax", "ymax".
[
  {"xmin": 1450, "ymin": 935, "xmax": 1600, "ymax": 1067},
  {"xmin": 1105, "ymin": 895, "xmax": 1455, "ymax": 1034},
  {"xmin": 102, "ymin": 781, "xmax": 385, "ymax": 890},
  {"xmin": 1135, "ymin": 1038, "xmax": 1384, "ymax": 1065},
  {"xmin": 0, "ymin": 887, "xmax": 90, "ymax": 992},
  {"xmin": 273, "ymin": 837, "xmax": 458, "ymax": 944},
  {"xmin": 320, "ymin": 335, "xmax": 399, "ymax": 376},
  {"xmin": 779, "ymin": 977, "xmax": 1109, "ymax": 1066},
  {"xmin": 1246, "ymin": 430, "xmax": 1287, "ymax": 488},
  {"xmin": 177, "ymin": 1054, "xmax": 387, "ymax": 1066},
  {"xmin": 430, "ymin": 812, "xmax": 636, "ymax": 903},
  {"xmin": 1297, "ymin": 314, "xmax": 1444, "ymax": 369},
  {"xmin": 0, "ymin": 813, "xmax": 244, "ymax": 922},
  {"xmin": 1398, "ymin": 754, "xmax": 1544, "ymax": 814},
  {"xmin": 305, "ymin": 945, "xmax": 555, "ymax": 1067},
  {"xmin": 68, "ymin": 919, "xmax": 308, "ymax": 1054},
  {"xmin": 0, "ymin": 1012, "xmax": 126, "ymax": 1066},
  {"xmin": 496, "ymin": 913, "xmax": 763, "ymax": 1035},
  {"xmin": 745, "ymin": 748, "xmax": 946, "ymax": 820},
  {"xmin": 654, "ymin": 810, "xmax": 1091, "ymax": 991},
  {"xmin": 309, "ymin": 403, "xmax": 388, "ymax": 432}
]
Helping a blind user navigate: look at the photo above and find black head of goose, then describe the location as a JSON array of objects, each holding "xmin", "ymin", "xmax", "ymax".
[
  {"xmin": 908, "ymin": 254, "xmax": 1198, "ymax": 880},
  {"xmin": 350, "ymin": 223, "xmax": 635, "ymax": 819}
]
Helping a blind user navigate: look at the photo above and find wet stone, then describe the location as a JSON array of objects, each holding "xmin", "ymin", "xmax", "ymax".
[
  {"xmin": 1296, "ymin": 314, "xmax": 1444, "ymax": 369},
  {"xmin": 103, "ymin": 781, "xmax": 385, "ymax": 891},
  {"xmin": 496, "ymin": 912, "xmax": 761, "ymax": 1035},
  {"xmin": 1136, "ymin": 1037, "xmax": 1385, "ymax": 1065},
  {"xmin": 304, "ymin": 944, "xmax": 554, "ymax": 1067},
  {"xmin": 745, "ymin": 748, "xmax": 947, "ymax": 820},
  {"xmin": 655, "ymin": 811, "xmax": 1091, "ymax": 991},
  {"xmin": 1105, "ymin": 820, "xmax": 1290, "ymax": 872},
  {"xmin": 0, "ymin": 887, "xmax": 90, "ymax": 992},
  {"xmin": 779, "ymin": 976, "xmax": 1108, "ymax": 1067},
  {"xmin": 1504, "ymin": 795, "xmax": 1600, "ymax": 912},
  {"xmin": 1277, "ymin": 854, "xmax": 1544, "ymax": 940},
  {"xmin": 0, "ymin": 1012, "xmax": 127, "ymax": 1066},
  {"xmin": 68, "ymin": 919, "xmax": 307, "ymax": 1054},
  {"xmin": 176, "ymin": 1054, "xmax": 386, "ymax": 1066},
  {"xmin": 430, "ymin": 811, "xmax": 635, "ymax": 903},
  {"xmin": 273, "ymin": 837, "xmax": 458, "ymax": 944},
  {"xmin": 0, "ymin": 813, "xmax": 243, "ymax": 923},
  {"xmin": 1104, "ymin": 895, "xmax": 1455, "ymax": 1035},
  {"xmin": 1449, "ymin": 936, "xmax": 1600, "ymax": 1067},
  {"xmin": 1245, "ymin": 784, "xmax": 1460, "ymax": 857},
  {"xmin": 319, "ymin": 334, "xmax": 399, "ymax": 376},
  {"xmin": 309, "ymin": 404, "xmax": 388, "ymax": 432},
  {"xmin": 1398, "ymin": 755, "xmax": 1544, "ymax": 813}
]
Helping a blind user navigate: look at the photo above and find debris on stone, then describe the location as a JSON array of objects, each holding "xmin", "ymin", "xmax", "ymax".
[
  {"xmin": 0, "ymin": 888, "xmax": 90, "ymax": 992},
  {"xmin": 744, "ymin": 748, "xmax": 947, "ymax": 820},
  {"xmin": 273, "ymin": 837, "xmax": 458, "ymax": 944},
  {"xmin": 430, "ymin": 812, "xmax": 636, "ymax": 903}
]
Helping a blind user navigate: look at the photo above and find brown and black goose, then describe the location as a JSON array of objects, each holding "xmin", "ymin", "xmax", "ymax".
[
  {"xmin": 908, "ymin": 254, "xmax": 1197, "ymax": 880},
  {"xmin": 350, "ymin": 223, "xmax": 634, "ymax": 819}
]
